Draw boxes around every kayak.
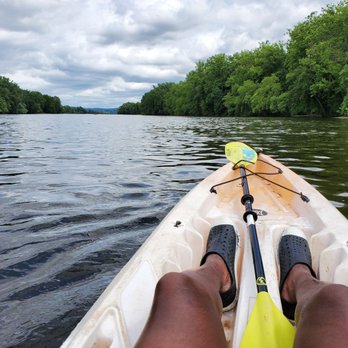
[61,146,348,348]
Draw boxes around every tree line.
[0,76,86,114]
[118,1,348,117]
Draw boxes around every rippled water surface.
[1,114,347,347]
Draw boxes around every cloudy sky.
[0,0,340,108]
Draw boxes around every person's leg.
[135,254,230,348]
[279,229,348,348]
[135,224,238,348]
[282,264,348,348]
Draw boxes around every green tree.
[0,96,9,113]
[17,102,28,114]
[251,75,287,115]
[118,102,141,114]
[163,81,191,115]
[223,80,257,116]
[0,76,23,113]
[224,43,287,116]
[141,82,175,115]
[24,91,44,113]
[43,95,62,113]
[0,75,71,114]
[286,1,348,116]
[61,105,86,113]
[185,54,233,116]
[182,69,203,116]
[339,65,348,115]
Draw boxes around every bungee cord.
[210,158,310,202]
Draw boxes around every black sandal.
[279,228,317,320]
[200,224,239,311]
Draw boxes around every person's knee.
[153,271,222,315]
[156,272,186,292]
[155,272,210,300]
[305,284,348,317]
[315,284,348,306]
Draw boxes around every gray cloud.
[0,0,340,107]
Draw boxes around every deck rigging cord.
[210,157,310,203]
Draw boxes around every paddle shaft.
[240,166,268,293]
[225,143,295,348]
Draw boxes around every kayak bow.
[62,145,348,348]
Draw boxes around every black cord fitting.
[241,194,254,205]
[243,210,258,222]
[300,193,310,202]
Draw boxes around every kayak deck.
[62,154,348,348]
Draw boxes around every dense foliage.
[62,105,87,114]
[0,76,61,114]
[117,102,141,114]
[0,76,86,114]
[286,2,348,116]
[119,1,348,117]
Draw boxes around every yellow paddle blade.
[225,142,257,167]
[241,292,295,348]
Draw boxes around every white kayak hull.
[62,153,348,348]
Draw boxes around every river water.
[1,114,347,347]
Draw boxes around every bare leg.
[135,254,230,348]
[281,265,348,348]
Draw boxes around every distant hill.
[85,107,118,114]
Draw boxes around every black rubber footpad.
[200,224,238,310]
[279,234,316,320]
